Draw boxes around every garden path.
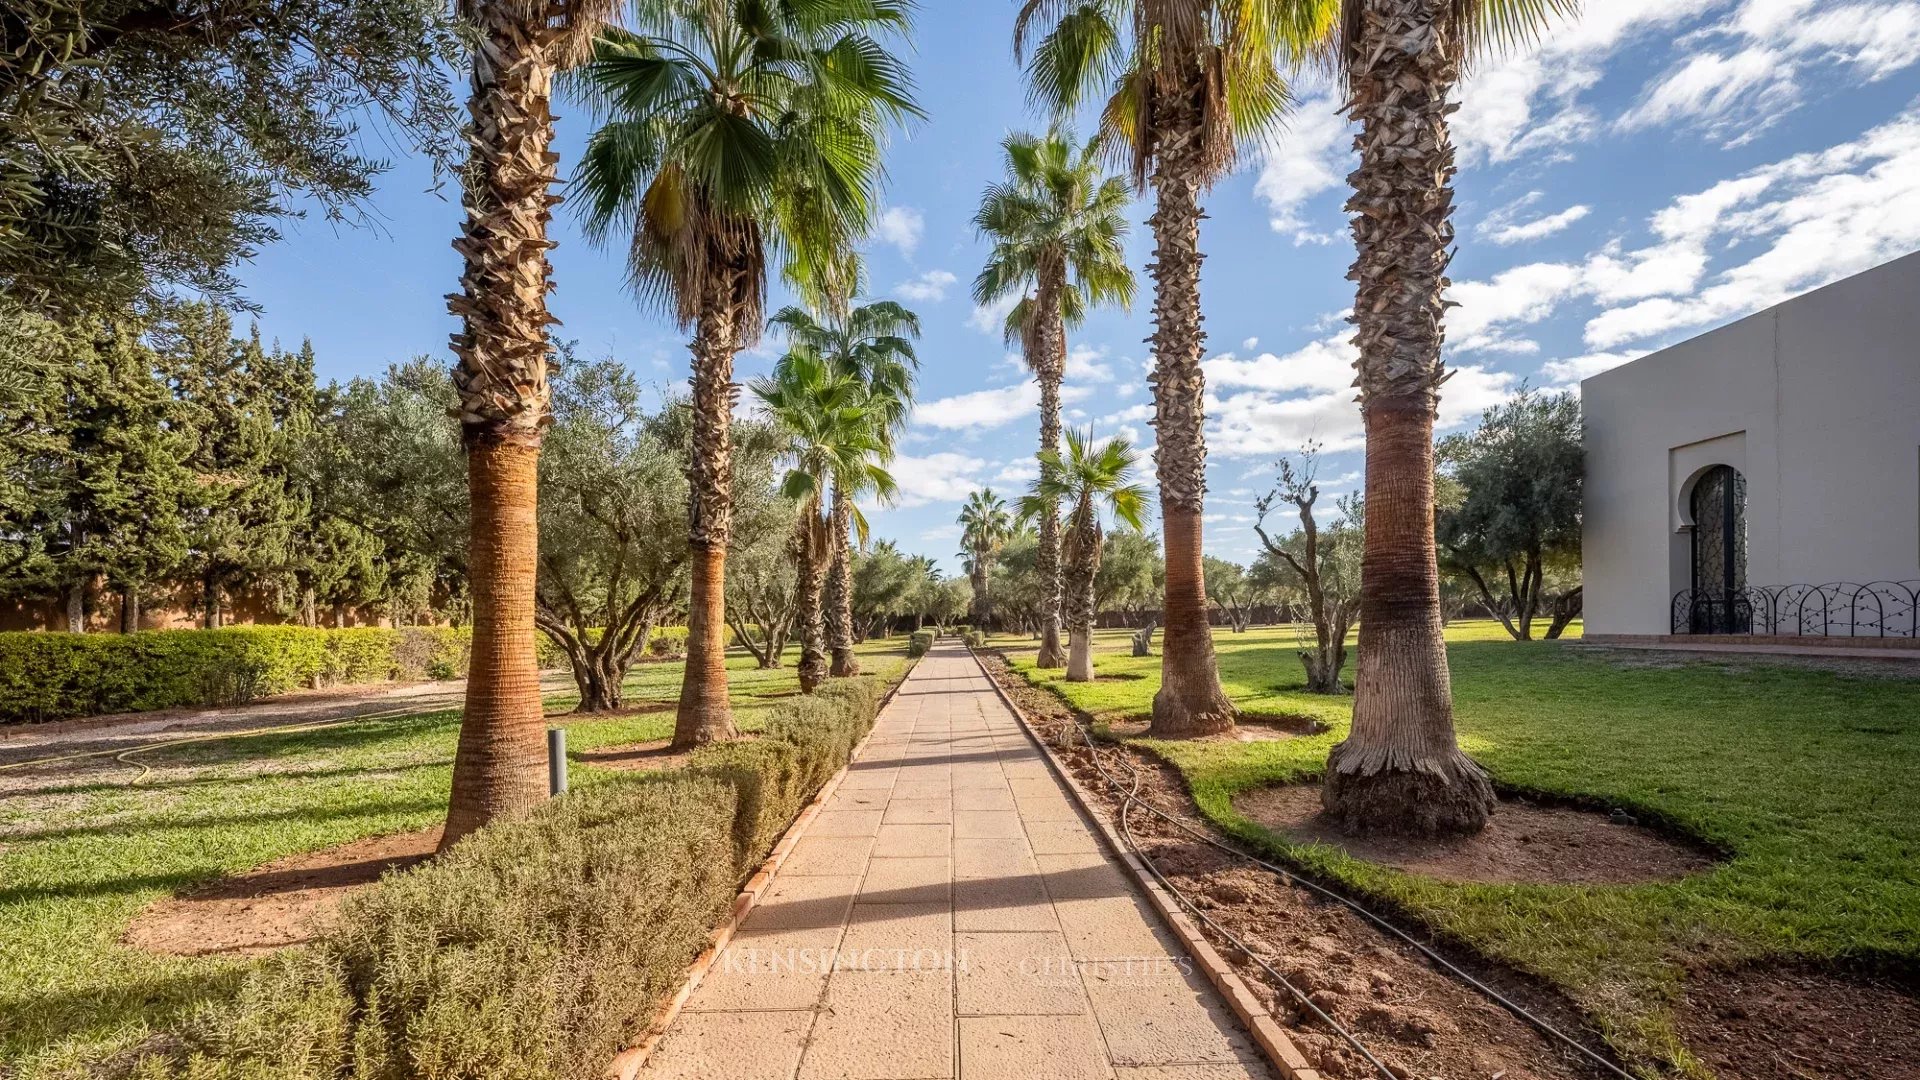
[641,640,1273,1080]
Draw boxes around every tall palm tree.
[974,129,1135,671]
[570,1,919,749]
[1323,0,1574,838]
[957,488,1013,627]
[1020,429,1148,682]
[751,352,896,692]
[441,0,619,850]
[769,301,920,677]
[1017,0,1337,736]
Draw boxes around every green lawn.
[990,621,1920,1071]
[0,641,909,1076]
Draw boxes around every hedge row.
[0,624,700,725]
[103,673,897,1080]
[907,629,935,657]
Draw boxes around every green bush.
[907,629,934,657]
[117,672,897,1080]
[965,630,985,649]
[0,623,640,725]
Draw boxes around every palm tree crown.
[768,300,922,445]
[570,0,923,331]
[958,489,1015,564]
[973,129,1135,361]
[1021,428,1149,548]
[1015,0,1336,186]
[751,352,898,524]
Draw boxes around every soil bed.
[1674,963,1920,1080]
[979,651,1616,1080]
[1235,784,1717,886]
[576,738,688,772]
[124,827,439,957]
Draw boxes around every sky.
[241,0,1920,575]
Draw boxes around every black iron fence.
[1672,581,1920,637]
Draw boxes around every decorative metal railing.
[1672,581,1920,637]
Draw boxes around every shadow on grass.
[5,795,447,845]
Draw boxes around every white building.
[1581,253,1920,645]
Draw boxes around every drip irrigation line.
[1034,705,1636,1080]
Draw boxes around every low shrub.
[115,671,900,1080]
[0,624,651,725]
[965,630,985,649]
[907,629,934,657]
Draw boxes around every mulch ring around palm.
[124,827,440,957]
[1235,784,1719,886]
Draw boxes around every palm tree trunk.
[1064,513,1098,683]
[446,439,548,845]
[1145,93,1232,737]
[794,515,828,693]
[440,0,565,849]
[826,484,860,677]
[674,286,742,748]
[1033,281,1067,670]
[1323,0,1493,838]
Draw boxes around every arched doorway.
[1689,464,1748,632]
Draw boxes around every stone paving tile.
[644,1010,815,1080]
[641,643,1270,1080]
[800,970,955,1080]
[957,1014,1113,1080]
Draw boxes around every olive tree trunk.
[1323,0,1493,838]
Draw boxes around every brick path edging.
[970,646,1326,1080]
[602,662,919,1080]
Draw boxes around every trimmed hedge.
[907,629,934,657]
[0,625,700,725]
[111,671,901,1080]
[965,630,985,649]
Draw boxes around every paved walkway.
[643,642,1272,1080]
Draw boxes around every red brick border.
[970,647,1325,1080]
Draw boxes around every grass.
[990,621,1920,1071]
[0,640,909,1076]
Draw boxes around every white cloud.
[1478,193,1592,245]
[1617,46,1793,135]
[1065,344,1117,383]
[1097,403,1154,426]
[1585,105,1920,347]
[1448,263,1584,353]
[1253,94,1351,244]
[875,206,924,255]
[1202,362,1514,459]
[894,269,957,302]
[886,452,986,507]
[1202,335,1355,394]
[919,523,963,544]
[1241,337,1259,351]
[1452,0,1723,163]
[967,294,1019,336]
[994,459,1039,485]
[1114,382,1138,399]
[914,382,1092,431]
[1540,351,1645,385]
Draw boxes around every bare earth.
[1234,784,1718,886]
[124,827,441,956]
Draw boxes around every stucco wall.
[1582,251,1920,635]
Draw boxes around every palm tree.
[1322,0,1574,838]
[751,352,896,692]
[974,129,1135,671]
[570,1,919,749]
[441,0,619,850]
[769,301,920,678]
[957,489,1014,628]
[1016,0,1337,736]
[1021,429,1148,681]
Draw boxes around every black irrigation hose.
[1039,709,1638,1080]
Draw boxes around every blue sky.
[243,0,1920,575]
